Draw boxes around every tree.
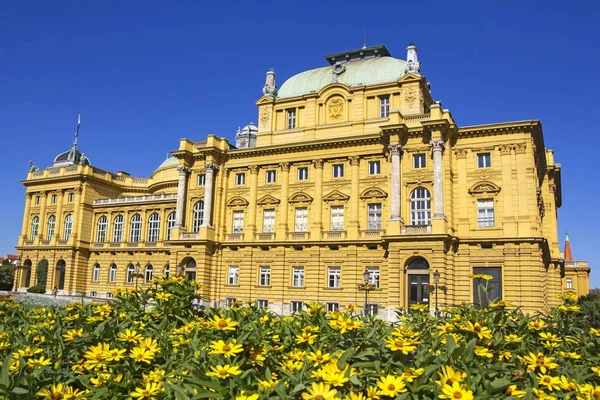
[0,260,13,289]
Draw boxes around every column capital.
[177,166,191,176]
[249,165,259,175]
[388,144,404,156]
[279,162,290,172]
[349,156,360,166]
[205,163,219,172]
[429,139,445,153]
[313,159,324,169]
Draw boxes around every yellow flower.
[474,346,493,359]
[301,382,338,400]
[435,365,466,386]
[102,347,127,362]
[504,385,526,398]
[558,375,578,392]
[118,329,142,343]
[498,351,512,361]
[376,375,406,397]
[17,346,43,358]
[142,368,166,384]
[63,328,83,342]
[401,368,424,382]
[537,374,561,391]
[343,393,367,400]
[295,332,318,345]
[559,351,581,359]
[539,332,560,342]
[582,385,600,400]
[235,392,259,400]
[27,355,52,369]
[542,341,560,350]
[590,328,600,337]
[489,299,512,308]
[521,352,558,374]
[155,292,172,301]
[558,292,578,302]
[460,322,492,340]
[528,320,548,331]
[129,347,155,364]
[209,340,244,358]
[131,382,162,399]
[409,303,429,312]
[36,383,66,400]
[592,366,600,376]
[439,381,474,400]
[210,315,239,331]
[469,274,493,281]
[505,334,523,343]
[83,342,110,371]
[558,304,580,312]
[384,337,417,354]
[307,350,331,366]
[138,337,160,354]
[206,364,242,379]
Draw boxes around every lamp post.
[135,262,141,290]
[363,269,370,317]
[433,269,440,316]
[176,264,183,277]
[12,256,22,292]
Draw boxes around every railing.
[48,168,61,175]
[180,232,198,240]
[226,233,243,241]
[256,233,275,241]
[322,231,347,240]
[133,178,149,184]
[93,193,177,205]
[401,225,431,234]
[32,171,44,176]
[404,113,431,124]
[360,229,385,239]
[65,166,79,172]
[477,217,495,227]
[288,232,309,241]
[113,175,126,182]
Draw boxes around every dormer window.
[287,109,296,129]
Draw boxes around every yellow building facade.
[15,44,589,318]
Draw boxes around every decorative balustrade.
[132,178,149,184]
[180,232,198,240]
[65,166,79,172]
[360,229,385,239]
[226,233,243,241]
[256,233,275,241]
[126,242,140,247]
[404,113,431,124]
[145,242,157,247]
[322,231,347,240]
[93,193,177,205]
[401,225,431,234]
[109,243,122,248]
[41,240,50,246]
[288,232,309,241]
[48,168,61,175]
[93,243,105,248]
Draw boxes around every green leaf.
[11,387,29,395]
[337,348,356,369]
[0,353,11,388]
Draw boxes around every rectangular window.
[51,194,57,204]
[236,173,246,186]
[366,267,380,288]
[287,109,296,129]
[266,170,276,183]
[330,206,344,231]
[197,174,206,186]
[92,267,100,282]
[259,266,271,286]
[297,167,308,181]
[413,154,426,168]
[368,161,381,175]
[226,297,237,307]
[473,267,502,307]
[295,207,308,232]
[566,278,573,289]
[478,153,491,168]
[366,303,379,317]
[35,196,40,205]
[477,199,495,227]
[109,267,117,283]
[332,164,344,178]
[328,266,341,288]
[380,96,390,118]
[292,267,304,287]
[367,203,382,230]
[257,299,269,309]
[263,209,275,233]
[232,211,244,233]
[228,266,239,285]
[68,193,74,203]
[290,301,303,313]
[106,292,113,299]
[90,291,97,297]
[326,302,339,312]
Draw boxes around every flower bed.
[0,278,598,399]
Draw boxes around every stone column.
[349,156,360,238]
[38,191,47,241]
[71,188,82,241]
[278,163,290,238]
[175,167,190,228]
[311,159,324,238]
[246,166,259,235]
[430,140,445,218]
[388,144,403,221]
[54,190,64,240]
[201,164,218,227]
[20,193,32,238]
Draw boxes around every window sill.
[324,287,343,290]
[255,285,272,289]
[226,284,240,287]
[289,286,306,289]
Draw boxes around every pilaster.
[276,163,290,240]
[310,159,324,239]
[430,139,447,233]
[387,145,404,235]
[348,156,360,239]
[201,163,218,228]
[246,165,259,237]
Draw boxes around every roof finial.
[564,230,573,261]
[405,43,421,74]
[362,30,366,49]
[74,114,81,149]
[262,69,278,98]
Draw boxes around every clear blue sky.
[1,1,598,287]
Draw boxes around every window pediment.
[257,194,280,206]
[360,187,388,200]
[322,190,350,203]
[469,181,501,196]
[289,192,313,204]
[227,196,249,208]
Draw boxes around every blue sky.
[1,1,598,287]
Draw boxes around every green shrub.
[26,285,46,294]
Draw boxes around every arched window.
[112,215,124,242]
[130,214,141,242]
[147,213,160,242]
[185,258,197,281]
[410,187,431,226]
[192,201,204,232]
[92,263,101,282]
[109,264,117,283]
[30,216,39,240]
[408,258,430,270]
[164,265,170,279]
[22,259,32,287]
[127,264,135,284]
[96,216,108,243]
[63,214,73,240]
[166,212,176,240]
[46,215,56,240]
[145,264,153,283]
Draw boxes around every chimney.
[405,43,421,74]
[262,68,278,98]
[564,232,573,261]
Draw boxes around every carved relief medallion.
[405,86,417,106]
[259,108,270,127]
[328,98,344,120]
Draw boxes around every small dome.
[53,147,90,167]
[155,156,178,171]
[241,122,258,134]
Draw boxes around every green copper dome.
[277,56,407,99]
[155,156,178,171]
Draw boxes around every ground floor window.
[290,301,303,313]
[366,303,379,317]
[409,274,430,304]
[256,299,269,309]
[472,267,502,307]
[326,302,339,312]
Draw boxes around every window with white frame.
[330,206,344,231]
[46,215,56,240]
[297,167,308,181]
[290,301,303,313]
[259,266,271,286]
[295,207,308,232]
[197,174,206,186]
[257,299,269,309]
[30,216,39,240]
[326,302,339,312]
[477,153,491,168]
[477,199,495,227]
[232,211,244,233]
[366,303,379,316]
[410,187,431,226]
[113,215,124,242]
[63,214,72,240]
[328,267,341,288]
[368,161,381,175]
[145,265,153,283]
[109,264,117,283]
[287,109,296,129]
[127,264,135,284]
[366,267,380,288]
[192,201,204,232]
[263,209,275,233]
[566,278,573,289]
[379,96,390,118]
[35,196,40,205]
[236,173,246,186]
[51,194,57,204]
[266,170,276,183]
[332,164,344,178]
[413,154,426,168]
[147,213,160,242]
[92,264,100,282]
[163,265,169,279]
[367,203,382,230]
[68,193,74,203]
[106,292,113,299]
[292,267,304,287]
[226,298,237,307]
[129,214,142,242]
[166,212,176,240]
[90,291,97,297]
[96,216,108,242]
[228,266,239,285]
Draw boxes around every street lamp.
[176,263,183,277]
[363,269,370,317]
[433,269,441,315]
[135,262,141,290]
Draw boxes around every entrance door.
[409,274,430,304]
[56,261,66,290]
